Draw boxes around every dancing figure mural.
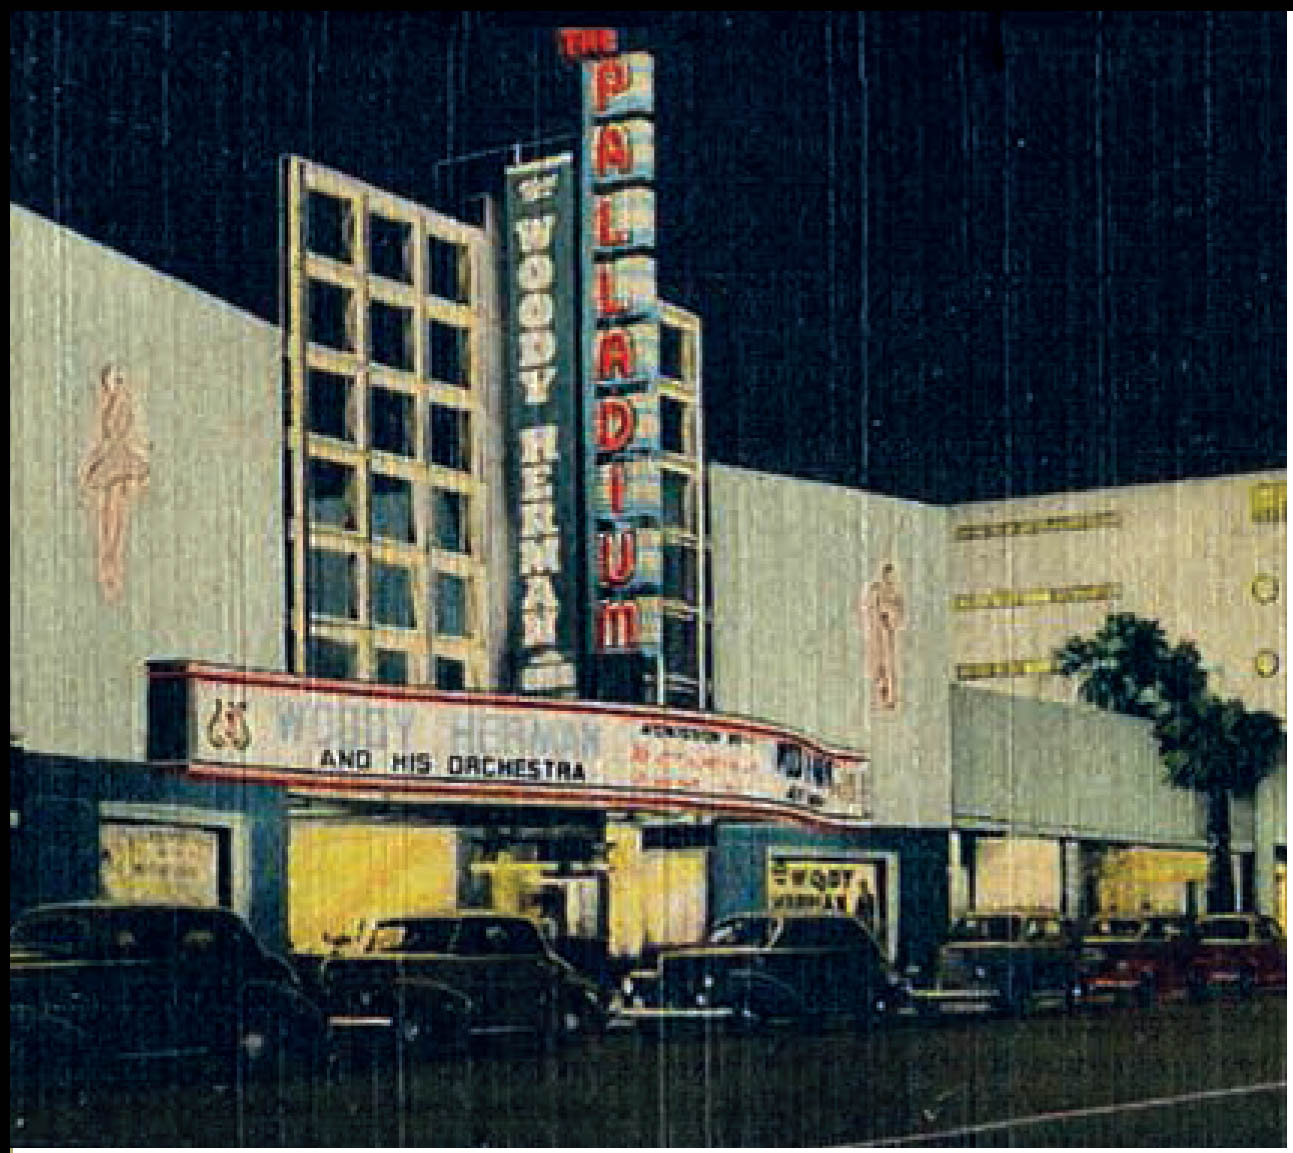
[79,365,151,603]
[862,562,905,711]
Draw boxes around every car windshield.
[1196,917,1252,942]
[11,907,236,960]
[12,912,98,957]
[707,916,776,948]
[368,918,458,953]
[948,915,1021,943]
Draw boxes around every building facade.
[10,204,291,948]
[947,474,1287,921]
[11,163,1286,967]
[948,473,1287,720]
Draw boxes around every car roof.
[17,901,237,916]
[362,910,537,925]
[722,911,861,922]
[959,908,1066,918]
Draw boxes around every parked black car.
[10,902,328,1092]
[614,912,905,1033]
[319,911,607,1060]
[910,908,1082,1016]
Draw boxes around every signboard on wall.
[100,821,220,907]
[767,856,882,920]
[505,155,581,697]
[150,663,872,829]
[582,51,664,662]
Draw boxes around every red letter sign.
[596,397,636,453]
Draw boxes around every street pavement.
[10,994,1286,1147]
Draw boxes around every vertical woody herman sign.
[505,156,581,696]
[582,51,663,668]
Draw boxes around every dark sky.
[10,11,1286,505]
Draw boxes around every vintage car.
[613,912,905,1033]
[318,910,607,1058]
[1187,913,1286,999]
[10,901,328,1091]
[910,909,1081,1016]
[1078,913,1196,1006]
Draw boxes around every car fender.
[720,968,804,1017]
[390,974,477,1027]
[11,1005,95,1087]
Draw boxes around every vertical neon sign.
[582,51,663,689]
[505,155,580,696]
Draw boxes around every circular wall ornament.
[1251,573,1279,605]
[1254,649,1280,679]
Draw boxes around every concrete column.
[1063,839,1084,918]
[947,831,969,919]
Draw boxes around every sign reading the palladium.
[149,662,871,827]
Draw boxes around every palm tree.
[1054,613,1205,720]
[1056,613,1285,913]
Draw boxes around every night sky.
[10,11,1286,505]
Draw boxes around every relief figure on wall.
[862,562,905,711]
[79,364,151,603]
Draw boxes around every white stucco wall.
[708,464,952,827]
[10,205,285,762]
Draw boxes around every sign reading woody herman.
[149,663,871,827]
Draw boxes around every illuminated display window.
[432,488,470,554]
[369,387,416,457]
[370,472,416,543]
[307,190,354,263]
[375,648,410,685]
[371,561,417,629]
[306,636,358,680]
[307,368,355,442]
[308,279,355,352]
[308,458,358,531]
[307,549,358,620]
[369,300,414,372]
[428,234,469,304]
[427,318,470,386]
[368,212,413,284]
[1255,650,1281,678]
[434,572,470,638]
[428,403,472,471]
